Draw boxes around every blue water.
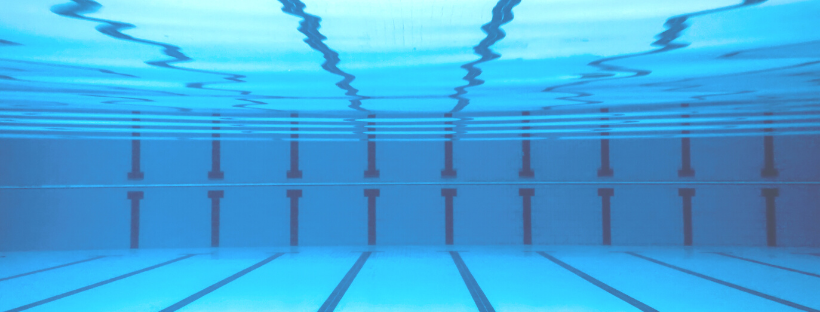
[1,0,820,311]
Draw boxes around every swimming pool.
[1,0,819,310]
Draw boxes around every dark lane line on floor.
[160,253,285,311]
[627,252,820,312]
[0,256,108,282]
[536,252,657,312]
[710,252,820,278]
[317,251,372,312]
[5,254,196,312]
[450,251,495,312]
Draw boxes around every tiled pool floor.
[1,246,819,311]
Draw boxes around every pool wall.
[1,135,819,251]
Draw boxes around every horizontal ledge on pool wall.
[2,181,820,189]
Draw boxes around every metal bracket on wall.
[208,114,224,180]
[364,114,380,178]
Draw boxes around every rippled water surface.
[1,0,818,141]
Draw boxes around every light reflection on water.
[0,0,818,140]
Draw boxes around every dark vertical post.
[364,114,380,178]
[208,113,224,180]
[128,111,144,180]
[287,190,302,246]
[761,112,778,178]
[519,188,534,245]
[364,189,380,245]
[598,108,613,177]
[208,190,224,247]
[598,188,614,245]
[287,113,302,178]
[442,113,457,177]
[762,188,779,247]
[679,104,695,177]
[679,188,695,246]
[127,191,144,249]
[442,188,457,245]
[520,111,534,178]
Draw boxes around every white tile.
[175,248,362,311]
[336,248,476,312]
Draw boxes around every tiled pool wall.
[1,135,819,251]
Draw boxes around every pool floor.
[1,246,819,311]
